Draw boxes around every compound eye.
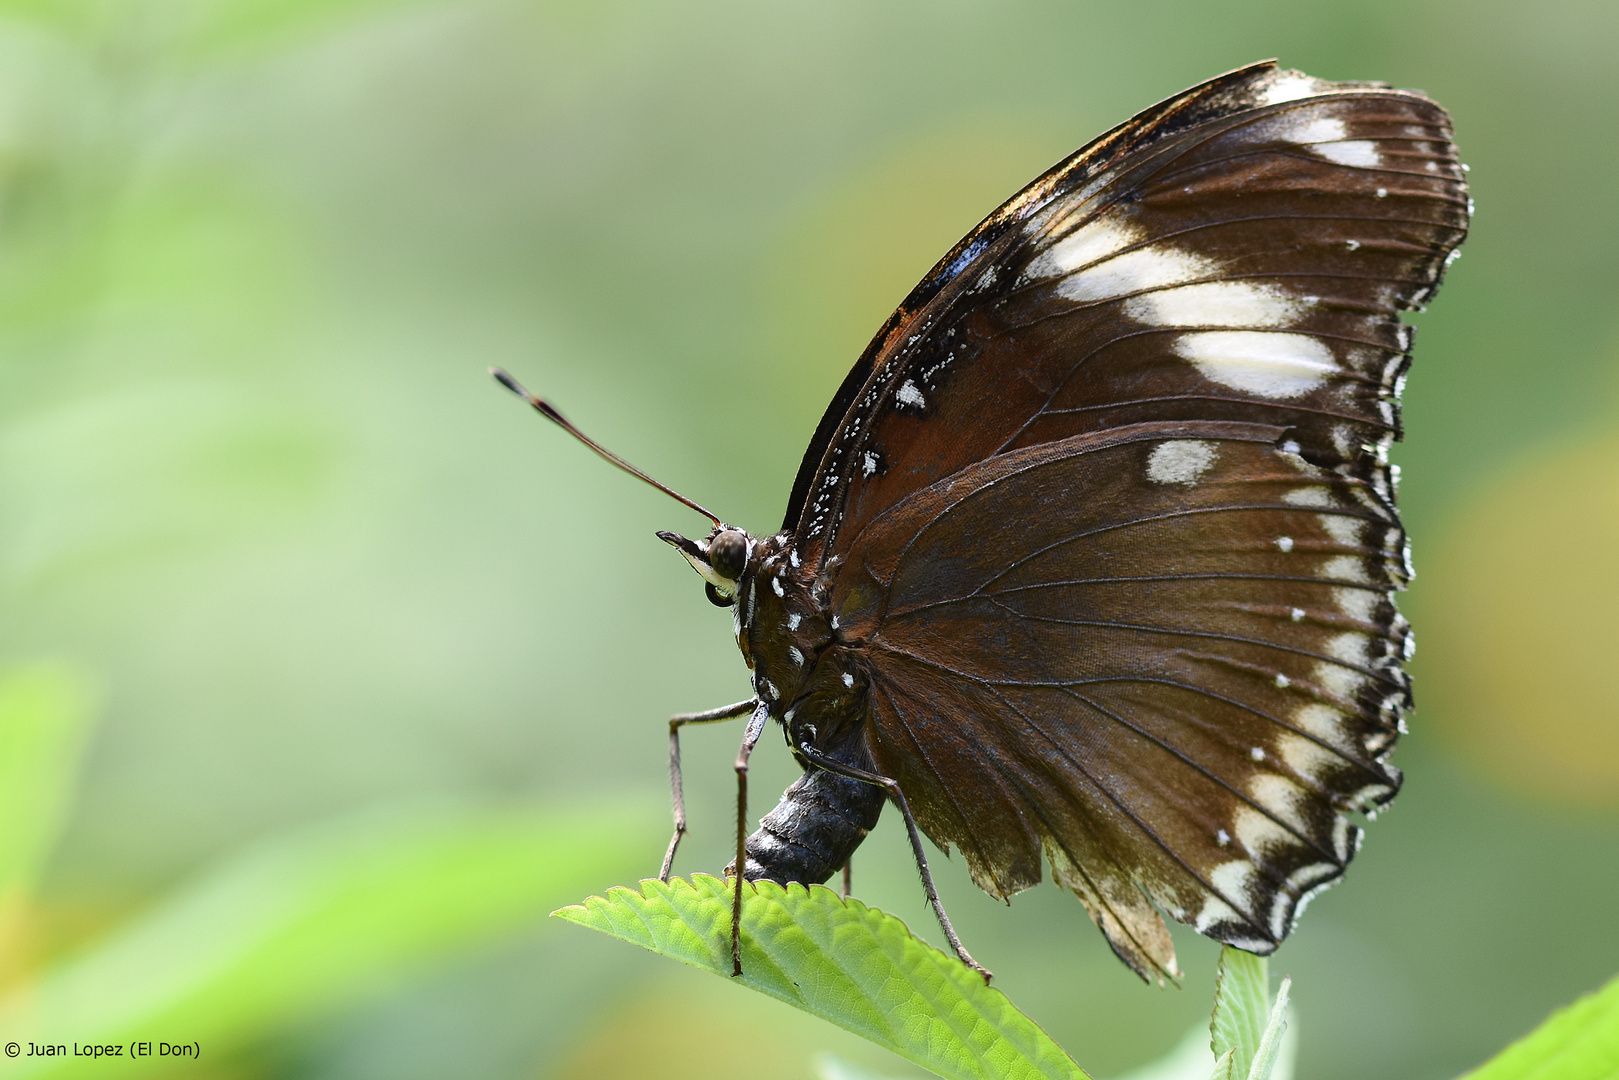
[707,530,748,581]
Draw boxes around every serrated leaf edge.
[553,875,1088,1080]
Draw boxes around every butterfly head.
[657,526,753,607]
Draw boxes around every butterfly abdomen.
[738,739,885,887]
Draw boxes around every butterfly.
[498,60,1470,984]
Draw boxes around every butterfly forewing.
[789,63,1467,979]
[791,64,1466,565]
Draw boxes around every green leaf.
[554,874,1091,1080]
[1206,947,1293,1080]
[1459,971,1619,1080]
[0,800,653,1077]
[1245,976,1290,1080]
[0,664,94,899]
[1209,947,1269,1079]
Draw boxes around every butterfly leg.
[841,859,852,899]
[660,698,759,881]
[794,742,992,983]
[729,703,771,977]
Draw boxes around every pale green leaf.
[554,874,1091,1080]
[0,800,653,1078]
[1209,947,1269,1079]
[1459,971,1619,1080]
[0,664,94,898]
[1209,1049,1236,1080]
[1245,977,1290,1080]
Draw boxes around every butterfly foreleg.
[793,741,992,983]
[660,698,759,882]
[728,703,771,977]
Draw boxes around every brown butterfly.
[499,60,1469,984]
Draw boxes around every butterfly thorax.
[668,525,885,887]
[666,526,872,756]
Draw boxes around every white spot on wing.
[1235,806,1290,860]
[1313,659,1368,700]
[1261,73,1324,105]
[1173,331,1339,398]
[1269,892,1291,942]
[896,380,925,409]
[1195,893,1242,933]
[1284,486,1334,508]
[1315,140,1381,167]
[1288,861,1339,893]
[1212,859,1258,903]
[1275,536,1295,552]
[1281,115,1348,144]
[1124,280,1310,328]
[1292,703,1359,755]
[786,613,801,630]
[1332,816,1358,861]
[1319,555,1371,583]
[1147,440,1217,486]
[787,645,804,667]
[1325,632,1370,665]
[1216,828,1231,846]
[1250,746,1267,761]
[1333,586,1379,623]
[1248,773,1311,835]
[841,672,854,688]
[1277,732,1339,785]
[1024,218,1143,280]
[1057,244,1215,304]
[1319,513,1364,546]
[861,450,879,477]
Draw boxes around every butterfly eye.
[707,531,748,580]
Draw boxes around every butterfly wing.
[835,421,1408,978]
[796,63,1468,979]
[790,61,1467,567]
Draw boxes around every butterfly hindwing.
[833,422,1408,978]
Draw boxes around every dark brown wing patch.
[834,422,1407,978]
[792,64,1466,573]
[781,62,1466,979]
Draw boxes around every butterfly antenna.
[491,367,722,527]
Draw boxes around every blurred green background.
[0,1,1615,1078]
